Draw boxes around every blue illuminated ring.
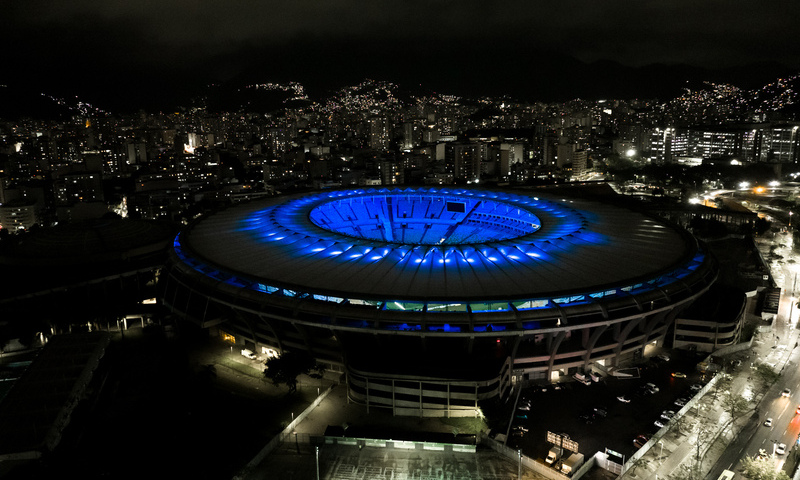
[175,186,701,311]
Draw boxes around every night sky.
[3,1,800,109]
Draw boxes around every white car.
[617,395,631,403]
[782,388,791,397]
[661,410,675,420]
[764,418,773,427]
[777,443,786,455]
[656,354,670,362]
[645,383,659,393]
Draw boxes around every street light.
[316,446,320,480]
[518,449,522,479]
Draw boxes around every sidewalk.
[620,325,800,480]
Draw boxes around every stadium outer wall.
[160,189,719,417]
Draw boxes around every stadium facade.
[162,187,717,416]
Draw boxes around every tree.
[753,363,780,394]
[721,392,750,427]
[713,373,733,400]
[671,463,703,480]
[684,422,717,475]
[627,457,650,477]
[263,350,323,393]
[741,455,791,480]
[754,217,772,236]
[671,415,690,435]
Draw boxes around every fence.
[234,377,341,480]
[322,436,476,453]
[617,372,722,477]
[479,432,595,480]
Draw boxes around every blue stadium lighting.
[172,187,709,332]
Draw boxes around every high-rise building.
[55,172,104,206]
[0,200,40,232]
[126,141,147,165]
[762,125,799,163]
[368,116,391,151]
[572,149,588,179]
[450,143,481,182]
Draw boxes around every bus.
[718,469,735,480]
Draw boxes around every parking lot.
[507,350,710,467]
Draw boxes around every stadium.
[162,186,718,416]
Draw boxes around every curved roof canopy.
[177,187,696,304]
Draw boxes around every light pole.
[518,449,522,479]
[316,446,320,480]
[658,440,663,460]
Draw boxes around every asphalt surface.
[506,352,708,464]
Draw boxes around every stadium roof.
[177,187,698,304]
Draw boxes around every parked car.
[617,395,631,403]
[777,443,787,455]
[654,419,666,428]
[674,398,687,407]
[661,410,676,420]
[689,384,702,392]
[633,435,649,448]
[656,354,670,362]
[645,382,659,393]
[593,407,608,417]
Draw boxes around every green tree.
[263,350,323,393]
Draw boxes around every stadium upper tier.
[308,193,541,244]
[173,187,707,314]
